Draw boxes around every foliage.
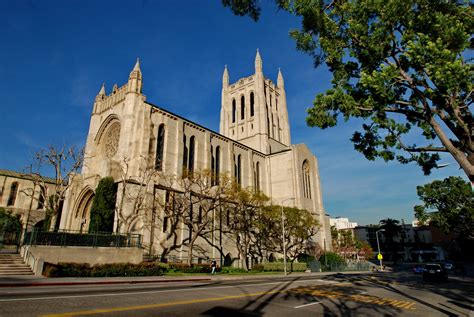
[415,176,474,240]
[258,204,320,261]
[89,177,117,233]
[166,262,213,273]
[262,262,307,272]
[220,266,248,274]
[222,181,270,271]
[379,218,402,243]
[319,252,345,266]
[42,262,168,277]
[223,0,474,180]
[0,207,22,232]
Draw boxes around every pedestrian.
[210,259,217,274]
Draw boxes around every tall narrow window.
[266,106,270,135]
[276,98,278,111]
[233,155,237,180]
[277,118,281,141]
[215,146,220,185]
[240,95,245,120]
[155,124,165,170]
[188,136,195,173]
[182,135,188,174]
[256,162,260,192]
[302,160,312,199]
[237,154,242,185]
[7,182,18,206]
[37,187,45,210]
[232,99,236,123]
[211,145,215,185]
[198,206,203,224]
[250,92,255,117]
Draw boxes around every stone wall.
[21,245,143,276]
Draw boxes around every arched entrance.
[74,188,95,233]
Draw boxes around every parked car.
[423,263,448,282]
[413,265,424,274]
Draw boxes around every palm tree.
[379,218,402,262]
[379,218,402,243]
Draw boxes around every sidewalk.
[0,271,370,287]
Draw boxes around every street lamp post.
[281,198,294,276]
[376,229,385,271]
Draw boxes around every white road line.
[0,278,334,302]
[294,302,321,309]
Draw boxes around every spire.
[255,49,262,73]
[133,58,140,72]
[95,83,106,103]
[223,65,229,88]
[277,68,284,88]
[128,58,143,94]
[98,83,106,95]
[130,57,141,77]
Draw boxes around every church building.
[58,51,331,262]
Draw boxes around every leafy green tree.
[319,251,345,270]
[223,0,473,180]
[258,205,320,263]
[415,176,473,241]
[0,207,22,233]
[89,177,117,233]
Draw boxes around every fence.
[23,229,142,248]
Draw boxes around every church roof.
[146,101,292,158]
[0,169,59,184]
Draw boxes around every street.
[0,272,472,316]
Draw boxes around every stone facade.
[0,169,57,230]
[57,52,331,263]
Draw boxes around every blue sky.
[0,1,465,225]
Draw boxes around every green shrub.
[251,264,264,272]
[220,266,248,274]
[42,262,168,277]
[319,252,346,272]
[262,262,307,272]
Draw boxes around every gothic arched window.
[188,136,195,173]
[302,160,312,199]
[256,162,260,191]
[37,186,45,210]
[182,135,188,174]
[155,124,165,171]
[215,146,220,185]
[7,182,19,206]
[250,92,255,117]
[241,95,245,120]
[232,99,236,123]
[237,154,242,185]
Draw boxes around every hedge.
[43,262,168,277]
[262,262,307,272]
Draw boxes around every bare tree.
[22,145,83,230]
[166,170,230,264]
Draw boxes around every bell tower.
[219,50,291,154]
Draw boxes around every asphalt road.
[0,273,472,316]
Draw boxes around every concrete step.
[0,253,34,276]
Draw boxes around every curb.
[0,277,212,288]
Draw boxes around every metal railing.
[23,229,142,248]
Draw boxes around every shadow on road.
[201,273,406,316]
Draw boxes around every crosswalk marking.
[288,286,416,311]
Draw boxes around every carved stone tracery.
[103,122,121,159]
